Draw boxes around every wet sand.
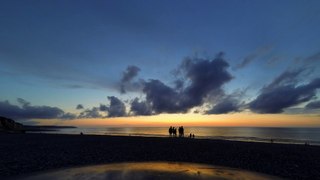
[17,162,282,180]
[1,133,320,179]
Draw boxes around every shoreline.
[1,133,320,179]
[28,131,320,146]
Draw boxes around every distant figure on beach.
[173,127,177,137]
[168,126,179,137]
[270,139,274,143]
[178,126,184,137]
[192,134,195,138]
[169,126,173,136]
[80,132,83,135]
[189,133,192,138]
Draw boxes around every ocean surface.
[40,126,320,146]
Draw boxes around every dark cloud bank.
[130,54,234,115]
[78,96,127,118]
[123,54,320,116]
[0,98,76,120]
[106,96,126,117]
[206,90,246,114]
[249,69,320,113]
[2,53,319,121]
[76,54,238,118]
[0,96,127,120]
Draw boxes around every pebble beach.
[1,133,320,179]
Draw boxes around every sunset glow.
[33,113,320,128]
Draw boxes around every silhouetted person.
[80,132,83,135]
[181,126,184,137]
[178,126,184,137]
[189,133,192,138]
[169,126,173,136]
[192,134,195,138]
[173,127,177,137]
[270,139,274,143]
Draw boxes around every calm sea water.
[44,126,320,146]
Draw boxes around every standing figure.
[169,126,173,136]
[181,126,184,137]
[173,127,177,137]
[178,126,185,137]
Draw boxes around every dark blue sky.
[0,0,320,123]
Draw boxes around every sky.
[0,0,320,127]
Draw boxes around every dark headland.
[0,116,76,133]
[1,133,320,179]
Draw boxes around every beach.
[1,133,320,179]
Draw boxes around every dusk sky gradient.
[1,0,320,126]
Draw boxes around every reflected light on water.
[19,162,282,180]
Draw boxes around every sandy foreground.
[0,133,320,179]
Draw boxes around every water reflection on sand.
[20,162,282,180]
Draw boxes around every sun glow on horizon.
[35,113,320,127]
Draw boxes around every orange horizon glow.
[35,113,320,127]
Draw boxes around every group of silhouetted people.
[169,126,195,138]
[169,126,185,137]
[169,126,177,136]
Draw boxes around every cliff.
[0,116,25,133]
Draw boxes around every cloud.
[249,69,320,113]
[106,96,127,117]
[234,54,257,70]
[234,46,272,70]
[76,104,84,110]
[305,101,320,109]
[99,104,108,111]
[292,51,320,70]
[78,96,127,118]
[181,54,233,105]
[121,66,141,83]
[120,65,141,93]
[121,79,145,94]
[304,52,320,63]
[174,79,184,90]
[130,98,153,115]
[142,54,233,114]
[80,53,234,117]
[78,107,103,118]
[0,98,76,120]
[206,90,246,114]
[265,69,304,90]
[60,112,77,119]
[206,99,240,114]
[266,56,282,66]
[17,98,31,107]
[143,79,182,113]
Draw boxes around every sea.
[41,126,320,146]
